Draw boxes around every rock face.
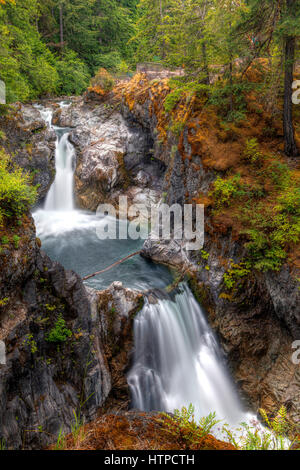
[0,104,56,204]
[0,217,142,449]
[117,75,300,423]
[53,98,165,213]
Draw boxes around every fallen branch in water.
[82,251,141,281]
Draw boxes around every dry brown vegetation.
[50,412,236,451]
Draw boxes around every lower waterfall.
[128,283,245,426]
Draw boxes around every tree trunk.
[59,3,64,52]
[283,1,298,157]
[159,0,166,59]
[201,40,210,85]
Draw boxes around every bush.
[94,51,122,73]
[46,314,72,343]
[90,68,115,94]
[223,262,251,290]
[0,150,37,226]
[242,138,264,166]
[212,175,245,207]
[268,160,291,190]
[164,89,183,113]
[55,50,90,96]
[241,207,300,271]
[278,187,300,216]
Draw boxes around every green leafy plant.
[46,314,72,344]
[12,235,20,249]
[223,261,251,290]
[1,236,9,246]
[24,333,38,354]
[211,174,245,207]
[223,406,295,450]
[164,89,183,113]
[54,428,66,451]
[0,297,9,307]
[242,138,264,166]
[70,410,85,444]
[169,120,185,136]
[0,150,37,226]
[157,404,220,449]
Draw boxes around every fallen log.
[82,251,141,281]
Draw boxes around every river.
[33,102,257,435]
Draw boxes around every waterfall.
[34,103,259,437]
[35,103,75,211]
[128,283,245,426]
[44,130,75,211]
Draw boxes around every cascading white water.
[44,131,75,211]
[35,103,75,212]
[128,283,246,427]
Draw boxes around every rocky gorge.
[0,72,299,449]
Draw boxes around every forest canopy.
[0,0,299,155]
[0,0,138,100]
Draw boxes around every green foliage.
[55,50,90,96]
[278,187,300,216]
[223,406,294,450]
[241,207,300,271]
[158,404,220,449]
[211,151,300,273]
[70,410,85,443]
[168,120,185,136]
[24,333,38,354]
[0,297,9,307]
[0,150,37,226]
[164,89,183,113]
[54,428,66,451]
[0,0,59,101]
[46,314,72,344]
[200,250,209,260]
[212,175,245,207]
[243,138,264,166]
[1,236,9,246]
[12,235,20,249]
[0,0,136,101]
[223,261,251,290]
[268,160,291,190]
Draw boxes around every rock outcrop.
[0,104,56,204]
[0,216,142,449]
[53,98,165,213]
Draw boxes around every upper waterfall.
[44,129,75,211]
[35,103,75,212]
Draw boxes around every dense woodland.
[0,0,299,157]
